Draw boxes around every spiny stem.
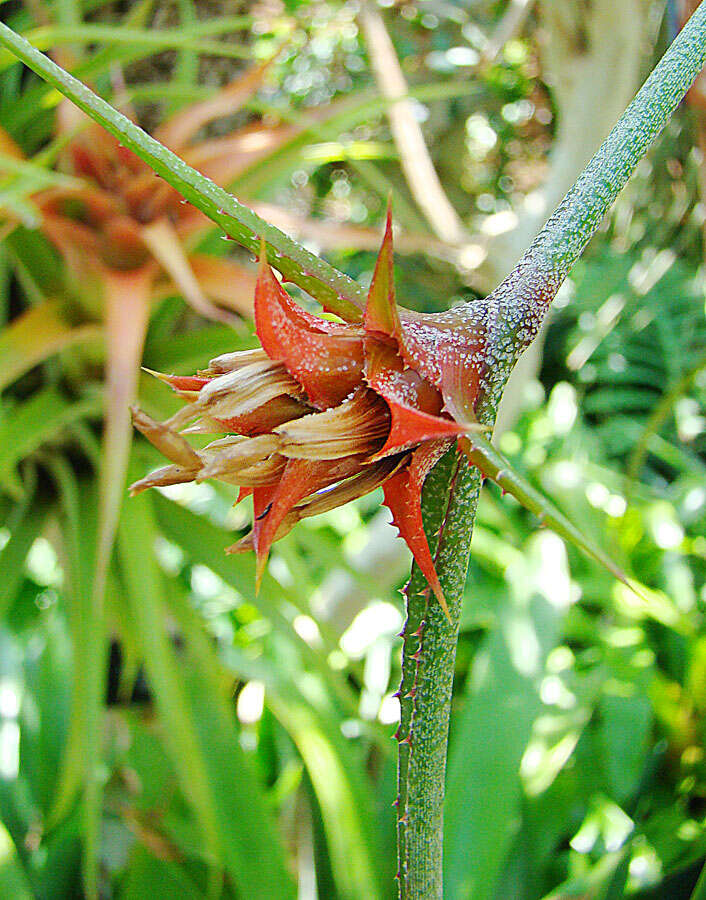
[398,453,482,899]
[401,10,706,899]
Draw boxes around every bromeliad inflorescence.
[130,212,497,617]
[130,211,629,614]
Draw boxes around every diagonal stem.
[0,21,366,321]
[492,2,706,330]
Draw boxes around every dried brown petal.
[275,389,389,460]
[131,407,202,468]
[129,463,200,495]
[197,433,282,481]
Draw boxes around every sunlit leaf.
[0,298,100,392]
[117,482,296,899]
[462,432,632,590]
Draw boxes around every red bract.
[131,213,489,617]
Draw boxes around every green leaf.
[0,22,365,321]
[0,298,100,392]
[3,226,64,302]
[151,495,390,899]
[0,387,100,497]
[39,471,108,899]
[690,862,706,900]
[599,692,652,801]
[19,610,73,815]
[0,23,256,72]
[444,537,563,900]
[626,348,706,491]
[0,821,32,899]
[0,492,51,618]
[120,846,203,900]
[117,482,296,900]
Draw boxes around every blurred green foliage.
[0,0,705,898]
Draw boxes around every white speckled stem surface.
[398,7,706,898]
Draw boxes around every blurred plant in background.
[0,1,705,899]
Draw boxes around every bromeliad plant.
[2,58,287,323]
[2,6,706,898]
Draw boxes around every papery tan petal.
[221,455,287,486]
[129,463,200,495]
[131,407,203,468]
[296,455,405,519]
[213,395,311,436]
[203,348,269,375]
[166,359,302,430]
[197,434,281,481]
[275,389,389,460]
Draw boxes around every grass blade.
[118,481,296,899]
[0,298,100,391]
[691,862,706,900]
[0,821,32,898]
[444,537,564,900]
[0,387,100,497]
[0,492,51,618]
[461,432,632,590]
[150,494,390,897]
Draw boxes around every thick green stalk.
[396,452,482,898]
[401,9,706,899]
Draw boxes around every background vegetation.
[0,1,705,898]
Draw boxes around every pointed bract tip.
[254,551,268,594]
[433,583,452,625]
[141,366,168,382]
[130,405,148,428]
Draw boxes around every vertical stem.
[397,455,483,899]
